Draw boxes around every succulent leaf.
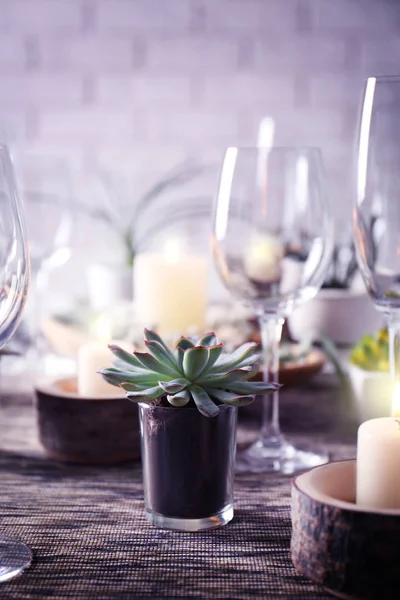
[176,336,195,350]
[98,371,124,387]
[183,346,210,380]
[145,339,181,372]
[227,381,281,394]
[126,385,164,403]
[189,385,219,417]
[100,367,159,386]
[198,368,252,388]
[133,351,180,378]
[205,344,224,370]
[144,328,173,355]
[210,342,259,372]
[197,332,218,346]
[174,346,185,372]
[108,345,146,370]
[120,382,148,392]
[167,390,191,407]
[158,378,188,394]
[207,388,255,406]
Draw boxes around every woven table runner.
[0,378,356,599]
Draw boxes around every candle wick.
[395,419,400,430]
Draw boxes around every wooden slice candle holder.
[34,377,141,464]
[291,460,400,599]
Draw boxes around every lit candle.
[356,383,400,508]
[133,240,208,336]
[77,339,128,398]
[244,233,284,282]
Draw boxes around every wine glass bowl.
[354,75,400,379]
[11,153,72,367]
[0,145,32,581]
[212,147,333,474]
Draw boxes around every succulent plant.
[99,329,280,417]
[349,328,389,372]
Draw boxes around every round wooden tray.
[34,377,141,464]
[291,460,400,599]
[278,349,325,386]
[250,348,325,386]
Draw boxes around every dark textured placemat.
[0,377,356,599]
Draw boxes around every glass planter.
[139,403,237,531]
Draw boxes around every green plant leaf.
[126,385,164,403]
[174,346,185,372]
[183,346,210,380]
[197,332,218,346]
[198,368,251,387]
[205,344,224,370]
[112,358,138,372]
[158,378,188,394]
[227,381,281,394]
[208,388,255,406]
[108,345,146,370]
[98,372,122,387]
[167,390,191,407]
[176,336,195,350]
[144,329,176,360]
[119,382,148,392]
[133,352,180,377]
[210,342,259,372]
[100,367,159,386]
[145,340,179,371]
[189,385,219,417]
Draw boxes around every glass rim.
[366,74,400,83]
[225,145,322,152]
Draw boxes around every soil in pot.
[140,404,237,519]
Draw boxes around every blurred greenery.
[349,329,389,372]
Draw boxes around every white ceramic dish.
[289,288,383,346]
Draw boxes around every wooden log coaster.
[291,460,400,599]
[34,377,141,464]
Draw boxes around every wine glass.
[354,76,400,384]
[11,153,72,370]
[212,147,333,474]
[0,145,32,580]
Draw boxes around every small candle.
[134,242,208,336]
[356,417,400,508]
[244,234,284,282]
[391,381,400,416]
[77,340,127,397]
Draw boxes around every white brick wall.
[0,0,398,296]
[8,0,82,33]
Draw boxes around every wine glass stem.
[258,313,284,446]
[388,318,400,382]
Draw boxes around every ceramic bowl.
[291,460,400,599]
[34,377,141,464]
[289,289,383,346]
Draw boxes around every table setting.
[1,73,400,600]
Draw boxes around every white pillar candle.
[356,417,400,508]
[134,249,208,337]
[77,340,127,398]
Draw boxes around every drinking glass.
[354,76,400,385]
[0,145,31,580]
[212,147,333,474]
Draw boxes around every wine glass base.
[235,438,329,475]
[0,537,32,582]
